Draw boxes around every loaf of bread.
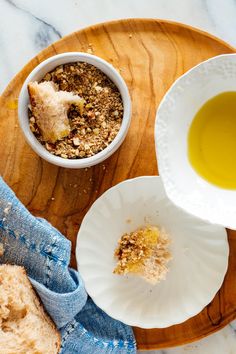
[28,81,84,143]
[0,264,60,354]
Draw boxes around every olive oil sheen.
[188,92,236,189]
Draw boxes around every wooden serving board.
[0,19,236,350]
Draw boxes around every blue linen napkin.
[0,176,136,354]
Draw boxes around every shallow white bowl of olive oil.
[155,54,236,229]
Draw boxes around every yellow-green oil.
[188,92,236,189]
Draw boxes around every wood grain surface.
[0,19,235,350]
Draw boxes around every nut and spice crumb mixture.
[113,226,172,284]
[29,62,123,159]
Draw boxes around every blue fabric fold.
[0,176,136,354]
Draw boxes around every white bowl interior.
[76,176,228,328]
[18,52,131,168]
[155,54,236,229]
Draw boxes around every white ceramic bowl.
[76,176,229,328]
[18,52,131,168]
[155,54,236,229]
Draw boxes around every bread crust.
[0,264,61,354]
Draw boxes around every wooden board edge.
[135,313,236,350]
[1,18,235,103]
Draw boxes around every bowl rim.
[18,52,131,169]
[76,175,229,328]
[155,53,236,229]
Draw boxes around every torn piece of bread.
[0,265,60,354]
[114,226,172,284]
[28,81,84,143]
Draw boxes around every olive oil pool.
[188,91,236,189]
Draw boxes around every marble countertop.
[1,0,236,353]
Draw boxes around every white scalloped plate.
[76,176,228,328]
[155,54,236,230]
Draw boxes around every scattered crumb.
[83,189,87,194]
[129,34,132,38]
[87,43,94,54]
[126,218,132,224]
[144,215,152,224]
[102,165,106,170]
[51,197,55,201]
[74,184,78,188]
[4,203,12,215]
